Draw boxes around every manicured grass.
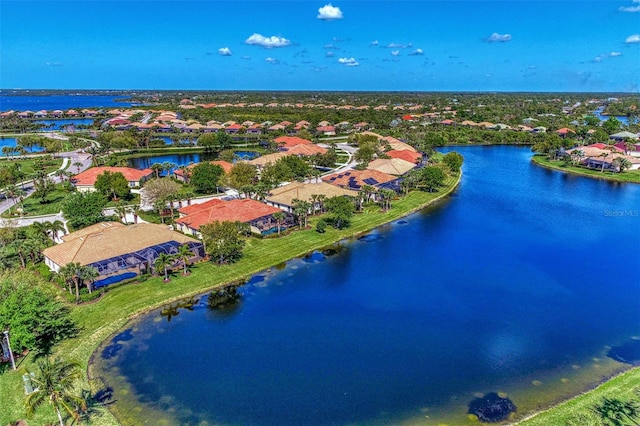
[2,186,72,218]
[519,367,640,425]
[0,157,63,179]
[532,155,640,183]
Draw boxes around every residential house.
[73,167,153,191]
[175,198,291,237]
[173,160,234,183]
[322,169,401,192]
[366,158,416,176]
[265,181,357,214]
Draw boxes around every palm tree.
[58,262,83,302]
[176,244,194,275]
[127,205,141,224]
[79,266,99,294]
[44,220,66,242]
[272,211,286,235]
[151,163,164,178]
[154,253,175,282]
[114,203,128,224]
[25,357,86,426]
[73,161,83,173]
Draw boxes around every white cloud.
[370,40,379,47]
[620,0,640,12]
[338,57,359,66]
[265,57,280,64]
[391,50,400,56]
[317,4,343,20]
[245,33,291,48]
[218,47,232,56]
[625,34,640,43]
[45,62,63,67]
[408,48,424,56]
[386,42,410,48]
[325,51,335,57]
[485,33,512,42]
[609,51,622,57]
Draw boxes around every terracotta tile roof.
[249,152,290,167]
[178,198,225,216]
[386,150,422,164]
[274,136,313,148]
[176,199,282,231]
[285,144,327,156]
[367,158,416,175]
[73,167,153,186]
[174,160,233,177]
[322,169,397,190]
[266,182,357,207]
[43,222,198,269]
[556,127,576,134]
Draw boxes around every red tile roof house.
[316,125,336,136]
[66,109,80,117]
[175,198,292,237]
[73,167,154,192]
[556,127,576,138]
[18,111,34,118]
[225,123,244,134]
[386,149,424,164]
[273,136,313,149]
[173,161,233,183]
[33,110,48,118]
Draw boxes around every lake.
[34,118,95,130]
[127,151,259,175]
[94,146,640,425]
[0,94,137,112]
[0,137,44,155]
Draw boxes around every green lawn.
[532,155,640,183]
[0,157,63,179]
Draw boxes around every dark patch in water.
[94,387,114,404]
[397,220,408,225]
[607,339,640,365]
[114,329,134,342]
[321,245,343,256]
[247,275,265,285]
[303,252,326,263]
[468,392,517,423]
[358,234,383,243]
[274,262,287,270]
[101,343,123,360]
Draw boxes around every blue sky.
[1,1,639,92]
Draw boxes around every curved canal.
[94,145,640,425]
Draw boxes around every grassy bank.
[519,367,640,425]
[0,174,460,425]
[532,154,640,183]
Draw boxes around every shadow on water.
[101,343,123,360]
[607,339,640,365]
[113,329,134,342]
[321,243,344,257]
[302,251,326,263]
[468,392,517,423]
[207,284,243,317]
[159,296,199,322]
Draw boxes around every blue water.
[96,146,640,425]
[0,137,44,154]
[128,151,260,175]
[34,118,95,130]
[593,107,632,126]
[0,94,135,111]
[94,272,138,289]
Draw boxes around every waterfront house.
[42,222,203,285]
[265,181,357,214]
[323,169,401,192]
[173,160,233,183]
[175,198,290,237]
[366,158,416,176]
[274,136,313,148]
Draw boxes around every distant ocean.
[0,94,136,112]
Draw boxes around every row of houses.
[565,143,640,171]
[1,109,101,119]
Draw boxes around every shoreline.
[531,154,640,184]
[81,173,462,425]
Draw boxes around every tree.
[272,211,286,235]
[33,177,56,204]
[94,171,130,201]
[176,244,195,275]
[226,162,257,190]
[378,188,396,211]
[292,198,312,229]
[25,357,86,426]
[603,117,622,134]
[0,270,76,354]
[154,252,175,282]
[612,157,632,173]
[78,265,99,294]
[58,262,83,303]
[191,163,224,194]
[62,191,107,229]
[421,166,446,192]
[142,177,181,211]
[442,151,464,173]
[325,195,354,229]
[200,221,246,264]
